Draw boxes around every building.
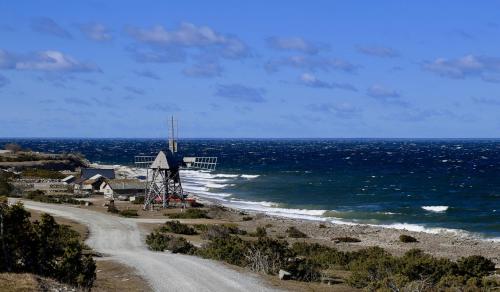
[81,168,115,180]
[73,174,107,195]
[100,179,144,199]
[61,175,76,184]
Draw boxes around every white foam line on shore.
[101,163,499,243]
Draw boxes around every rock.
[279,269,291,280]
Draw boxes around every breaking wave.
[422,206,449,212]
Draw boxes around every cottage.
[73,174,107,195]
[100,179,144,200]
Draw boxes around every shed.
[81,168,115,180]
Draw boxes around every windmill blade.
[183,156,218,171]
[134,155,156,168]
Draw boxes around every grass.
[21,168,66,179]
[167,208,210,219]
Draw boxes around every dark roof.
[81,168,115,180]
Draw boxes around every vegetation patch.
[25,191,85,205]
[160,221,197,235]
[399,234,418,243]
[333,236,361,243]
[119,209,139,217]
[242,216,253,221]
[286,226,308,238]
[167,208,210,219]
[0,198,96,289]
[146,232,196,254]
[21,168,65,179]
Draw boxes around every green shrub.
[399,234,418,243]
[160,221,197,235]
[286,226,307,238]
[200,224,246,240]
[333,236,361,243]
[25,192,85,205]
[249,226,267,238]
[197,235,250,266]
[131,196,145,204]
[168,208,210,219]
[145,232,196,254]
[119,209,138,217]
[0,203,96,288]
[291,242,350,268]
[457,255,495,278]
[287,258,322,282]
[245,237,292,274]
[242,216,253,221]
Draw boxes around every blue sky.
[1,1,500,138]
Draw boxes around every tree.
[4,143,22,153]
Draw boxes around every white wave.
[422,206,449,212]
[241,174,260,179]
[214,174,239,178]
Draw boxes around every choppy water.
[2,138,499,239]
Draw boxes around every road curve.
[15,200,278,292]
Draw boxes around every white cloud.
[127,22,249,59]
[357,45,398,58]
[423,55,500,81]
[1,49,100,73]
[266,55,358,73]
[367,84,400,99]
[299,73,357,91]
[15,51,100,72]
[183,62,222,78]
[267,37,323,54]
[79,23,112,42]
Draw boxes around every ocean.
[2,138,499,240]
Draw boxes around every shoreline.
[107,163,500,242]
[191,194,500,266]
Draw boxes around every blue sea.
[2,138,499,240]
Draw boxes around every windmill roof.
[150,151,170,169]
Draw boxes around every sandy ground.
[14,199,278,292]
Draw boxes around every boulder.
[278,269,291,280]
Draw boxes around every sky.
[1,1,500,138]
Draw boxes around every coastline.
[106,163,500,265]
[191,194,500,267]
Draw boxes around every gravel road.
[17,200,277,292]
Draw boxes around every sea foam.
[422,206,449,212]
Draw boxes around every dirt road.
[16,200,277,292]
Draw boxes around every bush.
[119,209,138,217]
[244,237,292,275]
[200,224,246,240]
[242,216,253,221]
[287,258,322,282]
[197,235,250,266]
[131,196,145,204]
[249,226,267,238]
[333,236,361,243]
[399,234,418,243]
[291,242,350,269]
[286,226,307,238]
[168,208,210,219]
[160,221,197,235]
[0,203,96,288]
[457,255,495,278]
[25,192,85,205]
[146,232,196,254]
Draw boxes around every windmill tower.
[135,116,217,210]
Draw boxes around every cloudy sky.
[1,1,500,138]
